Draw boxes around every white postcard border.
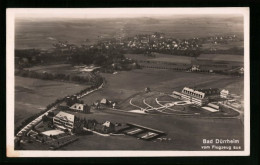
[6,7,250,157]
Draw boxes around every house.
[112,102,117,109]
[145,87,151,93]
[102,121,115,133]
[70,103,90,113]
[100,98,110,105]
[220,89,229,98]
[239,67,244,74]
[53,111,75,131]
[191,65,200,71]
[65,95,78,106]
[93,101,101,109]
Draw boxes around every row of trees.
[15,69,102,85]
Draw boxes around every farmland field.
[24,64,93,77]
[197,54,244,63]
[81,68,243,107]
[15,76,89,128]
[201,41,244,50]
[125,53,243,67]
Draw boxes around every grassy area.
[24,64,92,77]
[197,54,243,63]
[81,68,243,107]
[15,76,89,128]
[201,41,244,50]
[125,53,194,64]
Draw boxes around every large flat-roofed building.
[53,111,75,131]
[180,87,220,106]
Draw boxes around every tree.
[42,115,48,122]
[48,112,55,117]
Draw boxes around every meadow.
[125,53,243,67]
[81,68,244,106]
[15,76,89,128]
[24,64,92,77]
[197,54,244,63]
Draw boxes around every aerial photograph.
[12,8,247,152]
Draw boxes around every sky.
[8,8,248,19]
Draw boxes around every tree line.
[15,69,102,85]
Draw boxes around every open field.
[125,53,194,64]
[197,54,244,63]
[125,53,243,68]
[81,68,243,106]
[24,64,92,77]
[125,53,195,64]
[15,76,89,128]
[201,41,244,50]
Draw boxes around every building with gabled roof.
[70,103,90,113]
[220,89,229,98]
[53,111,75,131]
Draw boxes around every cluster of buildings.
[52,111,116,134]
[78,32,240,54]
[172,87,243,110]
[125,33,201,52]
[207,35,240,45]
[93,98,118,109]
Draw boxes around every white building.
[181,87,208,106]
[191,65,200,71]
[53,111,75,131]
[70,103,90,113]
[178,87,220,106]
[220,89,229,98]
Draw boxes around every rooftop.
[55,111,75,123]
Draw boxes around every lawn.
[15,76,89,128]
